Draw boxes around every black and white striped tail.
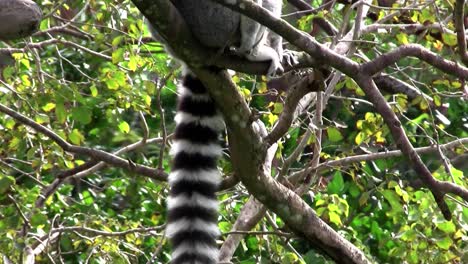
[167,71,224,264]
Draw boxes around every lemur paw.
[267,58,284,77]
[282,50,299,66]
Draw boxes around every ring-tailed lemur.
[147,1,284,263]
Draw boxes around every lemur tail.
[166,70,224,264]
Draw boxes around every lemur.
[147,1,284,263]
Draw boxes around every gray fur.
[152,0,284,75]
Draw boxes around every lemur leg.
[262,0,282,58]
[268,31,298,66]
[262,0,297,66]
[237,0,285,76]
[245,44,283,76]
[247,0,284,76]
[237,0,264,54]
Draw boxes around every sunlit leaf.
[327,127,343,142]
[118,121,130,133]
[69,129,85,145]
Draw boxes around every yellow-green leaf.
[118,121,130,133]
[42,103,56,112]
[329,211,342,226]
[69,129,85,145]
[442,33,457,46]
[90,85,98,97]
[396,33,409,44]
[327,127,343,142]
[272,102,283,114]
[112,48,125,64]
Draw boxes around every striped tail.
[166,71,224,264]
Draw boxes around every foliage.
[0,0,466,263]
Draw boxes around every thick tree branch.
[219,197,266,262]
[213,0,468,219]
[131,0,465,260]
[361,44,468,78]
[373,74,433,101]
[220,132,277,262]
[213,0,468,80]
[454,0,468,65]
[193,67,370,264]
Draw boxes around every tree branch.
[354,78,467,219]
[192,68,370,264]
[212,0,468,219]
[0,39,112,61]
[265,71,322,145]
[361,44,468,78]
[35,137,164,208]
[289,137,468,182]
[0,103,166,179]
[454,0,468,65]
[0,103,239,209]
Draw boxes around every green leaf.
[396,33,409,44]
[246,236,258,250]
[55,102,67,123]
[106,78,119,90]
[90,85,98,97]
[348,183,360,198]
[381,190,404,215]
[282,252,299,263]
[144,80,156,94]
[327,171,344,194]
[359,191,370,206]
[112,48,125,64]
[355,131,366,145]
[435,236,453,250]
[42,103,56,112]
[69,129,85,145]
[436,221,456,234]
[112,36,124,47]
[31,213,48,226]
[441,33,457,46]
[327,127,343,142]
[329,211,342,226]
[118,121,130,133]
[128,55,138,71]
[0,176,15,194]
[218,221,231,233]
[81,190,95,206]
[449,166,464,185]
[272,102,283,114]
[35,113,50,124]
[267,113,278,126]
[71,107,92,124]
[114,71,127,86]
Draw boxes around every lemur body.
[147,1,283,263]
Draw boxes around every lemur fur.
[147,1,284,263]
